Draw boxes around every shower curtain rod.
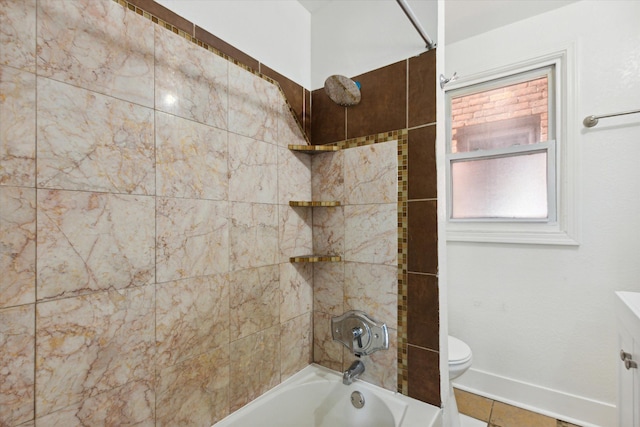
[395,0,436,50]
[583,108,640,128]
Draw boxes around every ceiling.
[297,0,578,44]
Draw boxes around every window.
[445,50,578,245]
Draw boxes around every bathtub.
[213,364,442,427]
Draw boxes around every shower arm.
[395,0,436,50]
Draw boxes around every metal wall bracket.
[331,310,389,356]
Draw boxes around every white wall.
[309,0,437,89]
[155,0,311,88]
[153,0,439,91]
[446,1,640,425]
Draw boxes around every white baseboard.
[453,368,616,427]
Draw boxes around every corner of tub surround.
[113,0,310,145]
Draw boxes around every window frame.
[444,48,579,245]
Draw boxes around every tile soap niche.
[288,144,342,264]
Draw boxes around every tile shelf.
[289,201,341,207]
[289,255,342,263]
[288,144,342,263]
[288,144,340,154]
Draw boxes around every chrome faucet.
[343,360,365,385]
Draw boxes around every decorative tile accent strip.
[113,0,309,144]
[321,129,409,394]
[289,201,341,207]
[289,255,342,263]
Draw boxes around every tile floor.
[455,388,584,427]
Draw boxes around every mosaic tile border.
[328,129,410,395]
[114,0,310,144]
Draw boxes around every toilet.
[448,335,473,427]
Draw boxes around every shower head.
[324,75,361,106]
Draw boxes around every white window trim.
[444,46,579,246]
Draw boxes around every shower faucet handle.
[352,327,364,349]
[332,310,389,356]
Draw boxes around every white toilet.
[448,335,473,427]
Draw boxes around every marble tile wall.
[310,50,439,405]
[311,140,399,391]
[0,0,312,425]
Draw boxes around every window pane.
[451,76,548,153]
[451,152,548,219]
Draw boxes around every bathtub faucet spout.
[343,360,365,385]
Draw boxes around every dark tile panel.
[407,273,439,351]
[408,50,437,127]
[407,200,438,274]
[347,60,407,139]
[407,345,440,406]
[304,89,311,140]
[408,126,437,200]
[127,0,193,35]
[261,64,304,127]
[194,26,259,71]
[310,88,346,145]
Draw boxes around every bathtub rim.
[212,363,442,427]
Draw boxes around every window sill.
[446,223,579,246]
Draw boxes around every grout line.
[487,398,495,426]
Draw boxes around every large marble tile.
[313,311,343,372]
[0,304,35,426]
[156,198,229,283]
[277,98,306,148]
[228,133,277,204]
[156,274,229,368]
[156,347,230,427]
[279,262,312,323]
[37,0,154,107]
[280,313,312,381]
[344,203,397,265]
[0,0,36,72]
[313,262,344,316]
[35,286,155,417]
[155,26,228,129]
[37,77,155,194]
[312,206,344,257]
[344,141,397,205]
[0,186,35,308]
[344,262,397,330]
[229,326,280,412]
[0,65,36,186]
[229,202,278,271]
[278,205,312,263]
[155,111,228,200]
[229,265,279,340]
[277,146,311,204]
[311,151,343,201]
[37,190,155,300]
[228,64,280,144]
[229,133,278,203]
[34,380,154,427]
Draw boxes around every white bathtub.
[213,364,442,427]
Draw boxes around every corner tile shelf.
[289,201,341,207]
[288,144,342,263]
[288,144,340,154]
[289,255,342,263]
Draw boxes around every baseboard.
[453,368,616,427]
